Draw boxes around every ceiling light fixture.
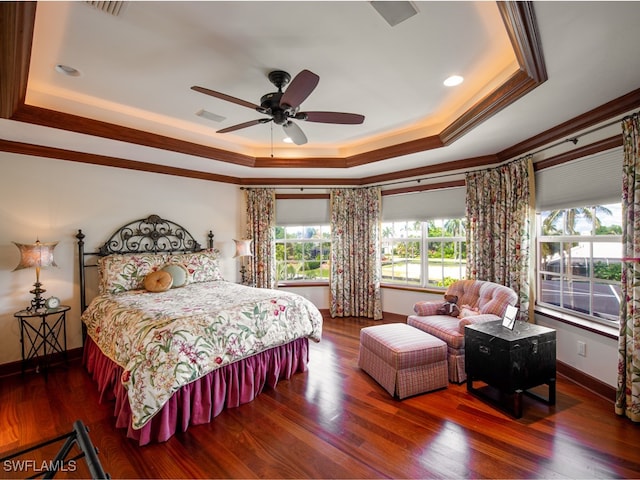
[55,64,80,77]
[283,137,294,144]
[444,75,464,87]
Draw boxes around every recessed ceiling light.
[283,137,294,144]
[55,64,81,77]
[444,75,463,87]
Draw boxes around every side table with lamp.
[7,240,107,477]
[233,238,254,286]
[12,238,69,376]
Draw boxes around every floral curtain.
[245,188,276,289]
[465,156,534,317]
[330,187,382,319]
[617,112,640,421]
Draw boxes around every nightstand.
[14,305,70,376]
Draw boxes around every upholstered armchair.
[407,279,518,383]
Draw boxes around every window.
[381,219,467,288]
[537,203,622,324]
[381,221,422,286]
[275,225,331,281]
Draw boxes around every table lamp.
[13,239,58,311]
[233,239,253,285]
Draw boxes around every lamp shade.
[233,239,253,258]
[13,240,58,271]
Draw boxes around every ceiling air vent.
[196,109,226,123]
[370,1,418,27]
[85,1,127,17]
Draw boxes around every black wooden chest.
[465,320,556,417]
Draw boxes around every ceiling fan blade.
[280,70,319,110]
[282,121,307,145]
[217,118,271,134]
[300,111,365,124]
[191,85,262,111]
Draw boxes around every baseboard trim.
[0,347,83,378]
[556,360,615,403]
[319,309,406,322]
[382,312,407,322]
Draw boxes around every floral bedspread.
[81,281,323,429]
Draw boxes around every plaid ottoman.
[358,323,448,399]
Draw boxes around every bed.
[77,214,323,445]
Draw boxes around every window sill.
[277,281,328,288]
[380,283,446,294]
[276,282,448,294]
[534,305,618,340]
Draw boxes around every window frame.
[275,225,331,283]
[381,218,467,289]
[536,204,622,327]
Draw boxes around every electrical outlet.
[577,341,587,357]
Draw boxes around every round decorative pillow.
[162,263,189,288]
[144,270,173,292]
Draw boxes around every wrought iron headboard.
[76,214,214,313]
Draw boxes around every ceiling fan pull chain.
[270,122,274,158]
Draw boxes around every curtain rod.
[241,112,634,192]
[513,115,625,163]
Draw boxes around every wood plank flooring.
[2,316,640,479]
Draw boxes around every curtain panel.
[245,188,276,289]
[465,156,534,317]
[617,112,640,421]
[330,187,382,320]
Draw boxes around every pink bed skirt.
[82,336,309,445]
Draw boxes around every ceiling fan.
[191,69,365,145]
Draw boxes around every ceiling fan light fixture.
[444,75,464,87]
[192,69,363,145]
[283,137,294,144]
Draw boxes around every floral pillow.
[98,252,168,294]
[166,249,224,283]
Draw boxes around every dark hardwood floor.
[2,315,640,479]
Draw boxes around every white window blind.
[535,148,622,211]
[276,198,330,225]
[381,187,466,221]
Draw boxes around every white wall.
[535,314,618,387]
[0,153,242,366]
[278,285,442,316]
[279,285,331,309]
[381,288,441,316]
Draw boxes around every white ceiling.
[4,1,640,183]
